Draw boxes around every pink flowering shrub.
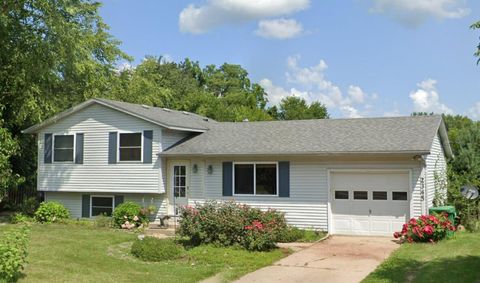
[179,201,288,251]
[112,202,149,229]
[394,213,456,243]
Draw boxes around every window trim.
[90,195,115,218]
[232,161,279,196]
[372,191,388,201]
[52,133,76,163]
[173,164,187,198]
[117,131,143,163]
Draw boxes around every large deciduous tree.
[273,96,329,120]
[0,0,129,194]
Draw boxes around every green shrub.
[112,202,148,229]
[276,226,304,242]
[94,214,112,228]
[0,226,30,281]
[131,237,184,261]
[34,201,70,223]
[179,201,289,251]
[10,213,34,224]
[20,197,39,216]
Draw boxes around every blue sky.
[100,0,480,119]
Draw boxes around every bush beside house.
[112,202,149,229]
[34,201,70,223]
[179,201,305,251]
[394,213,456,243]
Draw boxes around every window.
[334,190,349,200]
[119,133,142,161]
[392,192,408,201]
[373,191,388,200]
[354,191,368,200]
[234,163,277,195]
[54,135,74,162]
[173,165,186,197]
[91,196,114,216]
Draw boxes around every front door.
[171,163,188,215]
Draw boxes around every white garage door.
[331,171,410,236]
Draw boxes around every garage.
[330,171,410,236]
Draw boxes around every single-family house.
[23,98,452,235]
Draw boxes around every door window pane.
[335,191,349,200]
[173,165,186,197]
[373,191,387,200]
[354,191,368,200]
[256,164,277,195]
[234,164,254,194]
[392,192,408,201]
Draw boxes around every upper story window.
[119,133,142,161]
[234,162,277,195]
[53,135,74,162]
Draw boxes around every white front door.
[330,171,410,236]
[171,163,188,215]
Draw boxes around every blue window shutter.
[44,133,52,164]
[75,133,84,164]
[279,161,290,197]
[143,130,153,164]
[222,162,233,196]
[114,195,124,208]
[82,195,90,218]
[108,132,117,164]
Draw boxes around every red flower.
[423,225,434,235]
[409,218,418,226]
[407,237,413,243]
[244,225,253,230]
[393,232,401,239]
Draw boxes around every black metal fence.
[6,187,41,207]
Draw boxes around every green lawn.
[0,223,289,283]
[363,232,480,283]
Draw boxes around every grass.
[362,232,480,283]
[0,223,289,283]
[296,230,327,242]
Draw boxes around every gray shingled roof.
[23,98,215,133]
[163,115,451,157]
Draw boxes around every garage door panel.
[331,171,409,236]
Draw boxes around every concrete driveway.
[234,236,399,283]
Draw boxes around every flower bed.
[394,213,456,243]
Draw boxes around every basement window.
[234,163,277,196]
[91,196,114,217]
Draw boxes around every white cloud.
[469,102,480,120]
[115,61,134,73]
[371,0,470,27]
[409,79,453,114]
[347,85,366,104]
[255,18,303,39]
[260,56,377,118]
[179,0,309,34]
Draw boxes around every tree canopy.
[0,0,330,204]
[472,21,480,64]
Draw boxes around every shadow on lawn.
[369,255,480,283]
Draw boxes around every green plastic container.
[429,206,456,238]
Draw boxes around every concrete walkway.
[234,236,399,283]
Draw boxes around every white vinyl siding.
[425,134,448,209]
[37,103,191,194]
[45,192,167,222]
[174,158,425,231]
